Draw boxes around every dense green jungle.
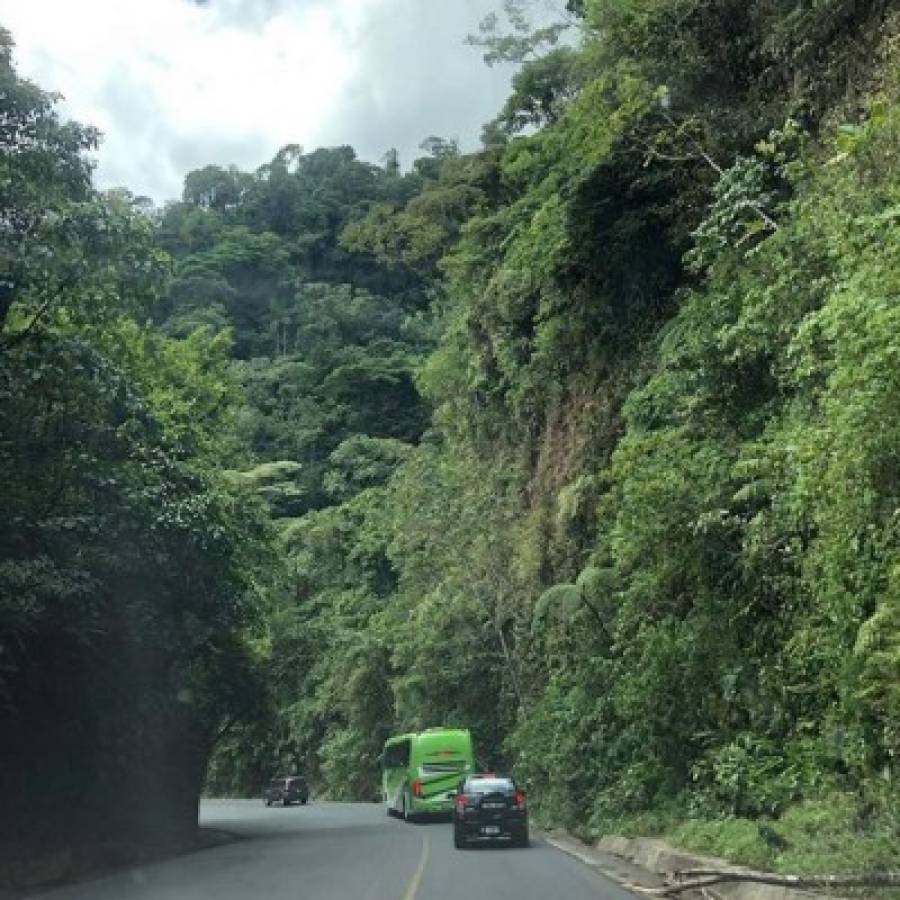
[2,0,899,876]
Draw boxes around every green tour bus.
[382,728,475,820]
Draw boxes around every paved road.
[34,800,637,899]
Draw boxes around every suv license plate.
[483,802,504,809]
[482,826,500,835]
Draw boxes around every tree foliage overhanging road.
[2,0,900,876]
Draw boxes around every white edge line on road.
[401,833,430,900]
[542,833,648,898]
[543,833,602,868]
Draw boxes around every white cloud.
[3,0,518,202]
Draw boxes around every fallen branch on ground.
[626,869,900,896]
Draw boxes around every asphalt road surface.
[34,800,638,900]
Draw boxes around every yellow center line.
[401,833,430,900]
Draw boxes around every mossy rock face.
[0,846,73,889]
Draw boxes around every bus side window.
[384,740,410,768]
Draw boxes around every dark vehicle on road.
[452,774,528,848]
[264,775,309,807]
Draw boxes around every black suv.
[264,775,309,807]
[452,775,528,848]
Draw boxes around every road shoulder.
[541,830,669,896]
[542,832,836,900]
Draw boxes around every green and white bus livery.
[382,728,474,820]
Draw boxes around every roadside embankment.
[544,832,852,900]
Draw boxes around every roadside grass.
[666,791,900,877]
[574,787,900,884]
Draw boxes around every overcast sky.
[3,0,533,203]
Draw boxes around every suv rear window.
[464,777,514,793]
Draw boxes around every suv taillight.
[455,793,467,810]
[514,790,526,809]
